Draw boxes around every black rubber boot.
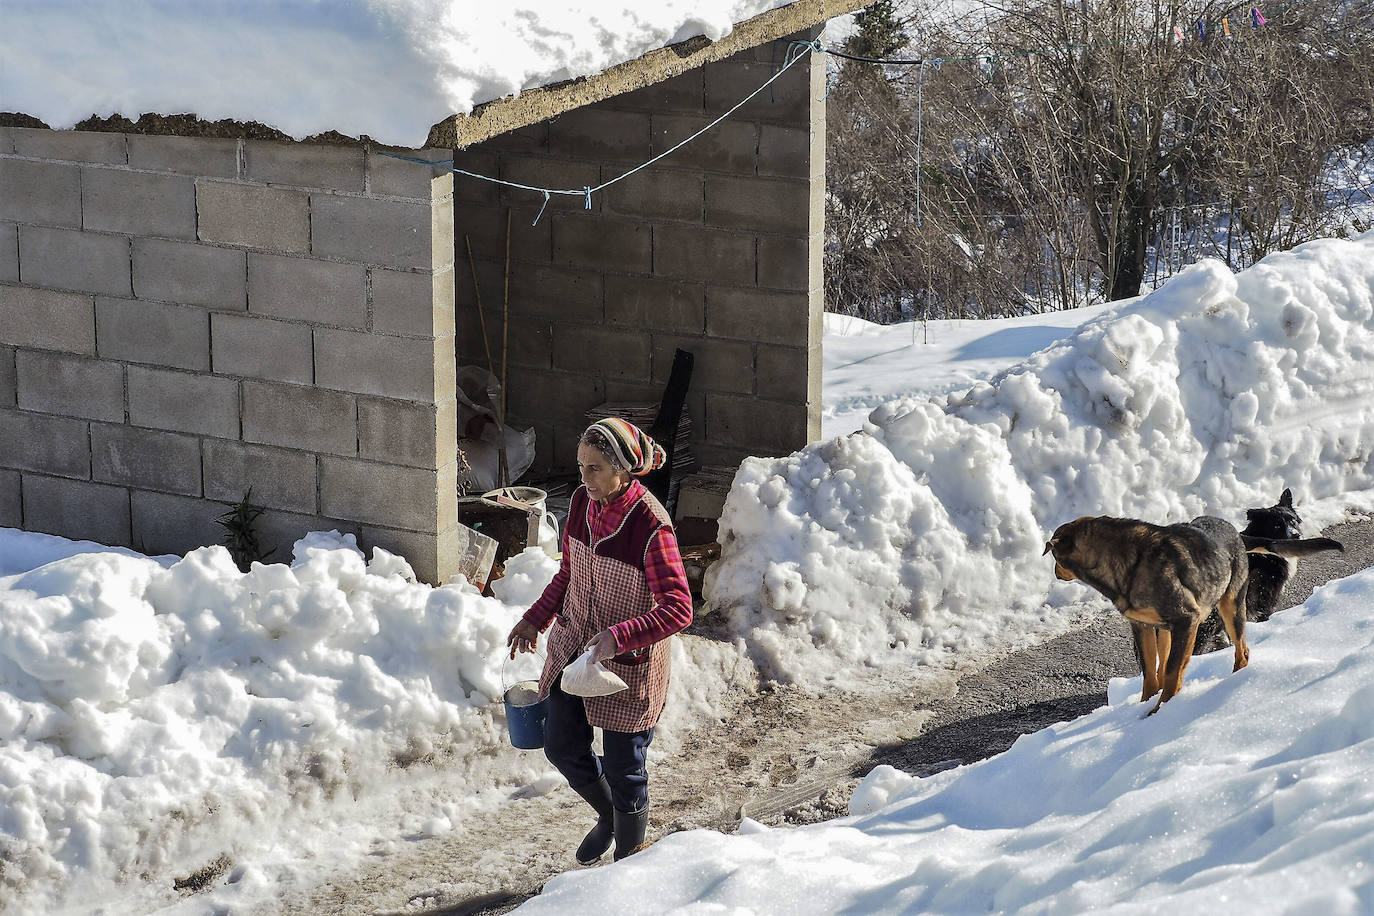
[571,776,615,865]
[612,806,649,861]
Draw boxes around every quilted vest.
[537,483,674,732]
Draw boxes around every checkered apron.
[537,487,673,732]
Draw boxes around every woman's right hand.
[507,620,539,659]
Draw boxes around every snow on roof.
[0,1,833,148]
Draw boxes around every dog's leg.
[1151,618,1200,714]
[1219,586,1250,673]
[1155,628,1172,688]
[1133,623,1161,703]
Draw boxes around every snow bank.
[518,568,1374,914]
[0,532,558,912]
[707,233,1374,688]
[1,1,799,147]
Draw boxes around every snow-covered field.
[2,232,1373,914]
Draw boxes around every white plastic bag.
[561,648,629,697]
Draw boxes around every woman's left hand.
[585,629,619,664]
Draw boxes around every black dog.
[1193,488,1342,654]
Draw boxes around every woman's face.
[578,442,632,503]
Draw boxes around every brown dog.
[1045,515,1252,715]
[1045,514,1342,714]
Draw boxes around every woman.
[507,417,693,864]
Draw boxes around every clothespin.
[1197,20,1207,42]
[1222,17,1231,38]
[1251,7,1267,27]
[1172,25,1185,43]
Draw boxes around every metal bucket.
[503,680,547,750]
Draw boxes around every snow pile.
[0,0,799,147]
[707,233,1374,687]
[0,532,560,913]
[517,569,1374,914]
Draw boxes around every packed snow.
[2,232,1374,914]
[522,568,1374,914]
[0,1,801,148]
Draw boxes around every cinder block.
[367,147,455,199]
[196,181,310,252]
[133,238,247,311]
[244,141,365,192]
[553,324,651,379]
[357,524,460,585]
[16,350,124,421]
[704,58,811,124]
[498,158,602,213]
[21,473,131,546]
[127,135,241,178]
[96,297,210,370]
[474,122,548,155]
[372,267,455,337]
[454,309,551,371]
[651,336,754,394]
[127,366,239,438]
[0,159,82,226]
[311,194,436,270]
[705,176,810,234]
[358,396,456,470]
[705,392,808,454]
[11,128,127,164]
[254,508,360,565]
[314,328,438,401]
[0,345,14,406]
[505,263,604,322]
[707,287,810,347]
[612,68,705,113]
[82,167,197,239]
[757,234,810,292]
[0,408,90,478]
[650,115,756,174]
[0,224,15,283]
[247,252,367,327]
[506,368,604,422]
[130,490,222,557]
[0,285,95,353]
[653,225,754,284]
[242,380,356,456]
[552,216,651,272]
[210,313,313,384]
[758,124,810,179]
[606,275,704,332]
[92,423,202,495]
[18,225,132,297]
[320,456,452,532]
[601,169,703,223]
[447,150,501,204]
[203,438,317,515]
[0,128,14,154]
[549,108,653,163]
[0,468,19,527]
[755,342,819,403]
[455,204,552,263]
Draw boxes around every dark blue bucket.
[503,680,547,750]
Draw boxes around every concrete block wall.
[0,127,462,583]
[455,29,825,473]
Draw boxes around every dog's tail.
[1244,535,1344,558]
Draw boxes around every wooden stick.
[464,235,496,377]
[498,208,513,487]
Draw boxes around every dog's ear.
[1043,538,1057,556]
[1280,488,1293,507]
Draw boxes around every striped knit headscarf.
[584,418,666,477]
